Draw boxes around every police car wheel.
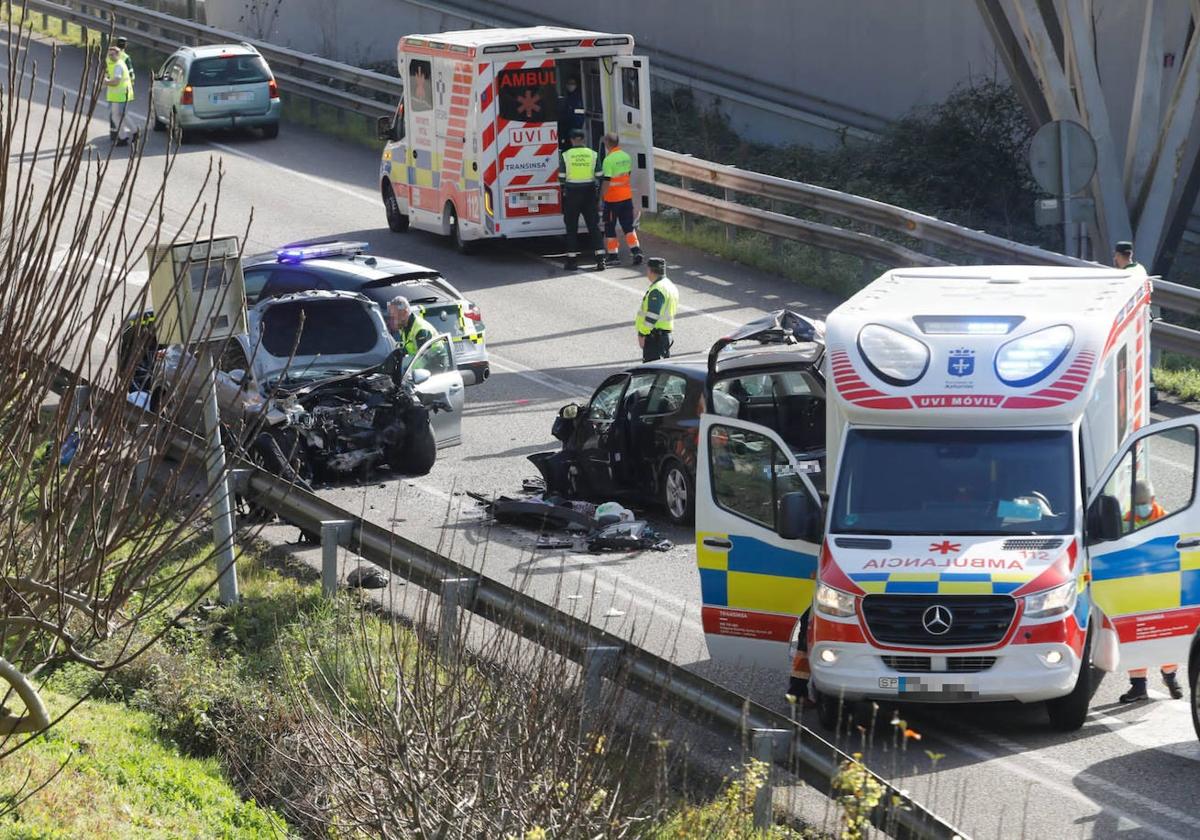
[383,180,409,232]
[661,459,695,525]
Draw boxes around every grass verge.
[1154,353,1200,403]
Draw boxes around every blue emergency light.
[275,241,369,263]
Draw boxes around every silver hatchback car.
[150,43,280,140]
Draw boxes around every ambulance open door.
[696,415,822,669]
[609,55,656,213]
[1087,416,1200,672]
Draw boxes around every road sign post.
[1029,119,1098,259]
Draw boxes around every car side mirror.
[560,403,580,420]
[377,115,397,142]
[411,368,431,385]
[1087,494,1125,543]
[777,491,822,542]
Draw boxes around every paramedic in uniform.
[599,132,644,266]
[635,257,678,362]
[558,128,605,272]
[1113,240,1144,273]
[1118,479,1184,702]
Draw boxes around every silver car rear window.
[189,55,271,87]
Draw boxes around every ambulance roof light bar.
[913,315,1025,335]
[276,241,369,263]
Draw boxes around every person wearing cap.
[104,43,135,146]
[115,36,135,88]
[599,132,643,266]
[1116,479,1182,701]
[1113,240,1147,277]
[635,257,678,362]
[558,128,605,271]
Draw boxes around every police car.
[241,241,489,385]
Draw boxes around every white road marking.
[1087,694,1200,760]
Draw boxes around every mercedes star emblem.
[922,604,953,635]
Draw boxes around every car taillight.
[180,85,194,105]
[464,303,482,321]
[268,78,278,99]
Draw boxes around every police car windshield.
[831,428,1074,535]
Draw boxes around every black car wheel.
[660,459,695,525]
[387,405,435,476]
[383,180,409,232]
[150,99,165,132]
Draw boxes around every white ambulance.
[376,27,656,251]
[696,265,1200,730]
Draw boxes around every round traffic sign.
[1028,119,1097,195]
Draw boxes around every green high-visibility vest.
[561,146,599,184]
[401,312,437,356]
[105,57,133,103]
[635,277,678,335]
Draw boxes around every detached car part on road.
[531,311,826,525]
[123,290,464,484]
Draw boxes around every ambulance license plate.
[509,191,551,208]
[880,676,931,692]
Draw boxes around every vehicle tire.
[448,204,477,255]
[150,100,165,132]
[1191,650,1200,741]
[251,431,313,492]
[815,690,841,731]
[383,180,409,232]
[388,405,436,476]
[262,122,279,139]
[660,459,695,525]
[170,111,193,145]
[1046,629,1094,731]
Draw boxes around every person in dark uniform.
[558,75,585,150]
[635,257,678,362]
[558,129,605,271]
[1113,240,1141,271]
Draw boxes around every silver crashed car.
[137,290,464,483]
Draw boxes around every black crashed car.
[532,311,828,525]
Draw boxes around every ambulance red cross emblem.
[930,540,961,555]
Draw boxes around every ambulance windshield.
[831,428,1074,535]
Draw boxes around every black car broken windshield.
[261,300,379,357]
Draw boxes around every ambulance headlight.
[816,583,857,618]
[994,325,1074,387]
[856,324,930,386]
[1023,579,1076,619]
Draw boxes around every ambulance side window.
[1101,426,1198,535]
[709,424,807,528]
[408,60,432,112]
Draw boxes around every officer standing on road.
[558,128,605,272]
[635,257,678,362]
[115,36,135,88]
[1113,241,1146,275]
[599,132,643,266]
[104,44,136,146]
[387,295,435,367]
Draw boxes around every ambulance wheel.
[382,180,408,232]
[660,458,695,525]
[814,690,841,731]
[1190,648,1200,741]
[1046,628,1094,731]
[448,204,476,255]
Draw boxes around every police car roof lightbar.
[276,241,369,263]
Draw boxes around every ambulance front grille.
[1001,538,1064,551]
[881,655,998,673]
[862,595,1016,646]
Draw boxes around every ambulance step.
[881,655,998,674]
[862,594,1016,646]
[1001,538,1064,551]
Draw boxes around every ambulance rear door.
[609,55,656,212]
[1087,415,1200,671]
[696,415,823,668]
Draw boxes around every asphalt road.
[15,33,1200,840]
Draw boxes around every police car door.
[1087,416,1200,672]
[609,56,656,213]
[696,414,823,668]
[404,334,464,448]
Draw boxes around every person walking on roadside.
[635,257,678,362]
[104,43,136,146]
[558,128,605,272]
[599,132,643,266]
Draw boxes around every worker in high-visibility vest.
[634,257,678,362]
[104,44,136,146]
[558,128,605,272]
[600,132,643,266]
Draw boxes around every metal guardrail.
[41,365,966,840]
[20,0,1200,357]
